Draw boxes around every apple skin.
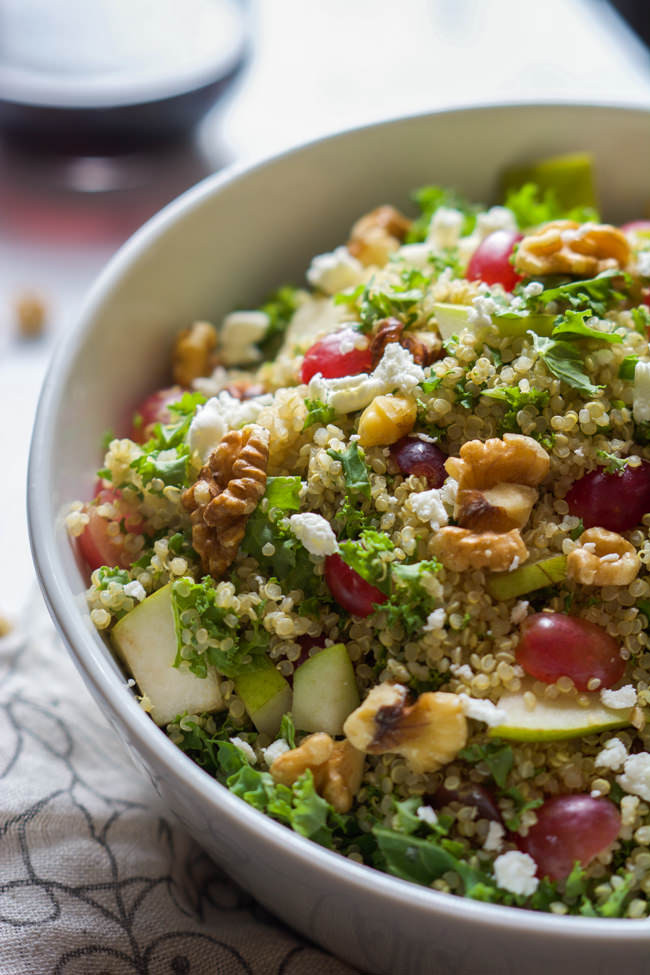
[489,683,631,742]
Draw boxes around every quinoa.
[69,175,650,917]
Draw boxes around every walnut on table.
[514,220,631,277]
[172,320,219,387]
[347,205,411,268]
[182,424,269,578]
[270,732,365,813]
[343,682,468,775]
[567,527,641,586]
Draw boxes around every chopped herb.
[328,442,371,499]
[420,374,442,394]
[256,285,301,358]
[631,305,650,335]
[383,559,441,635]
[357,279,424,332]
[130,446,191,489]
[596,450,629,474]
[303,398,337,430]
[536,269,630,318]
[405,185,479,244]
[338,529,394,594]
[428,248,463,277]
[501,787,543,831]
[530,332,603,397]
[619,355,639,380]
[482,385,550,433]
[551,309,623,345]
[569,519,584,541]
[504,182,599,229]
[458,740,513,789]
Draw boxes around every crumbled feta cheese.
[617,753,650,801]
[306,246,364,295]
[476,206,518,237]
[510,600,529,625]
[416,804,438,825]
[621,794,640,827]
[459,694,507,728]
[427,207,464,250]
[594,737,628,772]
[262,738,290,766]
[423,608,446,632]
[288,512,339,557]
[406,488,449,530]
[633,360,650,424]
[450,663,473,680]
[192,365,229,397]
[123,580,146,602]
[638,250,650,278]
[219,310,270,365]
[493,851,538,896]
[600,684,637,710]
[396,242,435,268]
[188,390,273,459]
[523,281,544,299]
[230,737,257,764]
[467,294,498,328]
[308,343,425,414]
[483,821,505,852]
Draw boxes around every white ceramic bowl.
[29,104,650,975]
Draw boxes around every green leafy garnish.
[482,385,550,433]
[428,248,463,277]
[256,285,301,358]
[303,398,337,430]
[530,332,603,397]
[405,185,479,244]
[130,447,191,489]
[458,740,513,790]
[357,279,424,332]
[384,559,441,635]
[596,450,629,474]
[505,182,599,229]
[536,269,630,318]
[338,529,394,594]
[631,305,650,335]
[328,442,371,499]
[619,355,639,380]
[551,309,623,344]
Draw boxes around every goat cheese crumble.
[288,513,339,557]
[493,851,538,896]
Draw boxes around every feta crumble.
[262,738,290,766]
[467,294,498,328]
[493,851,538,897]
[427,207,464,250]
[288,512,339,557]
[617,752,650,801]
[523,281,544,299]
[306,246,364,295]
[638,250,650,278]
[219,310,269,365]
[459,694,507,728]
[483,821,505,852]
[230,737,257,764]
[406,487,449,531]
[600,684,637,710]
[416,805,438,826]
[308,342,425,414]
[123,580,146,602]
[450,663,473,680]
[510,600,529,625]
[423,608,447,632]
[188,390,273,459]
[595,737,628,772]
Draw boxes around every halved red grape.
[324,554,387,618]
[566,462,650,533]
[466,230,523,292]
[515,612,624,691]
[301,327,372,383]
[520,794,621,881]
[130,385,183,443]
[390,435,447,488]
[78,488,144,571]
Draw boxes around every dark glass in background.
[607,0,650,47]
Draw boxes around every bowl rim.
[28,101,650,941]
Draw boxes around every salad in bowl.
[67,151,650,919]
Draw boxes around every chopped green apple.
[487,555,567,601]
[432,302,554,341]
[111,583,223,726]
[235,657,292,737]
[500,152,597,213]
[292,643,360,736]
[489,683,632,742]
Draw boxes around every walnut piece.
[348,206,411,268]
[431,526,528,573]
[343,682,467,775]
[270,733,364,813]
[567,527,641,586]
[370,317,441,368]
[445,433,550,493]
[514,220,631,277]
[172,320,219,387]
[182,424,269,578]
[357,394,417,448]
[456,483,539,533]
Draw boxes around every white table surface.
[2,0,650,619]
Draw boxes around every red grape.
[520,794,621,881]
[324,554,387,618]
[301,327,372,383]
[466,230,523,292]
[566,462,650,533]
[390,436,448,488]
[433,783,503,823]
[78,488,144,571]
[130,385,183,443]
[515,612,624,691]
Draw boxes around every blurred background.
[1,0,650,618]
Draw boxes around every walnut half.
[567,527,641,586]
[343,682,467,775]
[347,206,411,268]
[172,321,219,387]
[514,220,631,278]
[270,733,365,813]
[182,424,269,578]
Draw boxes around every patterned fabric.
[0,592,359,975]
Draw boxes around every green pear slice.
[235,657,292,737]
[292,643,360,736]
[487,555,568,601]
[489,684,632,742]
[500,151,597,213]
[432,302,554,341]
[111,583,223,726]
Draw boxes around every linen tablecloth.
[0,591,359,974]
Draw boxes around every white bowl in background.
[28,104,650,975]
